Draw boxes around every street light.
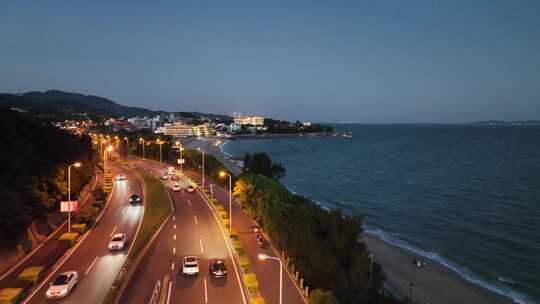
[123,137,129,160]
[155,139,164,164]
[104,145,113,174]
[258,254,283,304]
[139,138,145,159]
[219,171,232,228]
[175,141,184,175]
[197,147,205,190]
[67,162,82,233]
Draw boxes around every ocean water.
[222,124,540,304]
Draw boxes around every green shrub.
[309,289,338,304]
[251,297,266,304]
[70,223,88,234]
[0,288,23,304]
[59,232,79,245]
[239,255,250,273]
[244,273,259,293]
[17,266,45,284]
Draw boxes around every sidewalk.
[0,170,102,290]
[185,170,307,304]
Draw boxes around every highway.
[23,162,144,304]
[120,159,246,304]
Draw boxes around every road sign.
[60,201,79,213]
[177,158,185,164]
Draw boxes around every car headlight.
[60,289,68,296]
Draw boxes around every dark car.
[209,259,227,278]
[129,194,142,204]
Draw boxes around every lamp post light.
[67,162,82,233]
[139,138,145,159]
[123,137,129,160]
[104,145,113,174]
[197,147,205,190]
[409,283,415,304]
[156,139,164,164]
[175,141,184,175]
[258,254,283,304]
[219,171,232,228]
[100,139,106,160]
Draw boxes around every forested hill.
[0,108,95,247]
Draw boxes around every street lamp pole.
[369,254,373,287]
[175,141,184,175]
[67,162,81,233]
[220,172,232,228]
[124,137,129,160]
[139,138,145,159]
[258,254,283,304]
[104,145,113,174]
[197,148,205,190]
[409,283,415,304]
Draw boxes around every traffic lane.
[119,218,175,304]
[182,189,245,304]
[189,171,306,304]
[25,163,144,304]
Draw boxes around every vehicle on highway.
[172,184,181,192]
[160,174,168,180]
[45,271,79,299]
[167,166,175,175]
[109,233,127,251]
[129,194,142,204]
[209,259,227,278]
[186,185,195,193]
[170,175,179,181]
[182,256,199,275]
[116,174,125,180]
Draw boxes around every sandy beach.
[184,137,518,304]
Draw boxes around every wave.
[218,140,234,158]
[364,227,534,304]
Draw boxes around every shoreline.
[185,137,525,304]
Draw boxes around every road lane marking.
[173,224,176,230]
[204,278,208,304]
[187,199,192,207]
[173,215,175,221]
[194,215,198,225]
[85,256,99,275]
[166,280,172,304]
[200,238,204,253]
[171,262,175,271]
[121,206,126,215]
[173,247,176,254]
[110,225,118,237]
[173,234,176,240]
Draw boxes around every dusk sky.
[1,1,539,123]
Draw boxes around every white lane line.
[121,206,126,215]
[110,225,118,237]
[171,262,175,271]
[187,200,192,207]
[173,224,176,230]
[173,234,176,240]
[173,247,176,254]
[173,215,176,221]
[200,238,204,254]
[204,278,208,304]
[85,256,99,275]
[193,215,198,225]
[166,280,172,304]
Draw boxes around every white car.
[161,174,168,180]
[45,271,78,299]
[172,184,181,192]
[117,174,125,181]
[108,233,127,251]
[182,256,199,275]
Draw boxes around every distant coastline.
[471,120,540,126]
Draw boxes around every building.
[162,123,214,138]
[127,115,164,130]
[233,113,265,126]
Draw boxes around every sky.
[1,0,539,123]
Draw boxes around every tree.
[243,152,286,179]
[310,289,338,304]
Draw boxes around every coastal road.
[23,162,144,304]
[186,169,307,304]
[120,159,246,304]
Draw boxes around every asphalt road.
[120,160,246,304]
[187,170,307,304]
[23,162,144,304]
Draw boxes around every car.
[45,271,78,299]
[116,174,125,181]
[108,233,127,251]
[170,175,179,181]
[160,174,168,180]
[129,194,142,204]
[182,256,199,275]
[209,259,227,278]
[172,184,181,192]
[186,185,195,193]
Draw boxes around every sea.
[221,124,540,304]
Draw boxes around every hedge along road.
[23,162,145,304]
[119,159,246,304]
